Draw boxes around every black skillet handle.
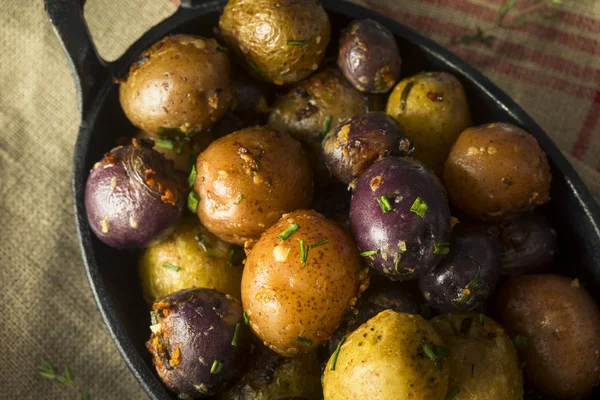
[44,0,108,117]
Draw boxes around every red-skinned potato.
[241,210,369,357]
[193,126,314,245]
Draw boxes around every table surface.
[1,0,599,398]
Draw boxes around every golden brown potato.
[218,0,330,85]
[241,210,369,356]
[322,310,449,400]
[139,216,243,303]
[193,126,313,245]
[495,275,600,399]
[386,72,472,174]
[430,313,523,400]
[136,130,214,172]
[220,348,322,400]
[444,123,551,222]
[120,35,235,136]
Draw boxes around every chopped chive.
[400,80,415,111]
[360,250,379,257]
[231,323,241,346]
[434,242,450,255]
[154,139,174,150]
[216,45,228,52]
[377,195,393,213]
[322,115,332,135]
[330,336,346,371]
[248,59,262,75]
[188,191,200,213]
[226,247,237,267]
[422,342,437,363]
[410,197,428,218]
[157,126,183,138]
[210,360,224,374]
[234,194,244,204]
[444,385,460,400]
[448,320,459,336]
[163,262,180,272]
[512,335,528,350]
[277,223,300,240]
[296,337,312,347]
[300,239,309,265]
[243,311,249,325]
[287,40,308,46]
[176,142,184,155]
[188,164,197,188]
[310,239,329,248]
[452,268,482,308]
[479,314,485,326]
[422,342,448,371]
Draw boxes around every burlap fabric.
[1,0,598,398]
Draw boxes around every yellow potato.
[323,310,449,400]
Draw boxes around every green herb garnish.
[330,337,346,371]
[188,164,197,188]
[360,250,379,257]
[287,40,308,46]
[296,337,313,347]
[157,126,183,138]
[434,242,450,255]
[300,239,309,265]
[479,314,485,326]
[162,262,180,272]
[226,247,238,267]
[210,360,224,374]
[410,197,428,217]
[188,191,200,213]
[176,142,184,155]
[422,342,448,371]
[393,241,407,273]
[322,115,332,135]
[39,360,72,384]
[512,335,528,350]
[277,223,300,240]
[216,45,229,52]
[248,60,262,76]
[234,194,244,204]
[310,239,329,248]
[444,385,460,400]
[452,268,482,308]
[231,323,241,346]
[377,195,393,213]
[243,311,249,325]
[448,320,459,336]
[400,80,415,111]
[154,139,174,150]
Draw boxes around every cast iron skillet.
[46,0,600,399]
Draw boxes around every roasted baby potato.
[147,288,250,398]
[338,19,401,93]
[430,313,523,400]
[220,348,322,400]
[139,216,244,303]
[321,112,413,184]
[386,72,472,174]
[120,35,235,137]
[193,126,313,245]
[322,310,449,400]
[495,275,600,399]
[85,139,187,248]
[349,157,451,281]
[219,0,330,85]
[444,123,551,222]
[241,210,369,357]
[420,224,501,312]
[136,131,214,172]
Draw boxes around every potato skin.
[120,35,235,136]
[323,310,449,400]
[139,216,243,303]
[193,126,313,245]
[495,275,600,399]
[430,313,523,400]
[219,0,330,85]
[444,123,551,222]
[386,72,472,174]
[241,210,369,356]
[338,19,401,93]
[321,112,413,184]
[220,348,322,400]
[85,140,187,248]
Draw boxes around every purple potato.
[419,224,501,312]
[321,112,413,184]
[349,157,451,280]
[147,288,250,398]
[85,139,187,248]
[327,280,418,354]
[338,19,401,93]
[491,213,557,275]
